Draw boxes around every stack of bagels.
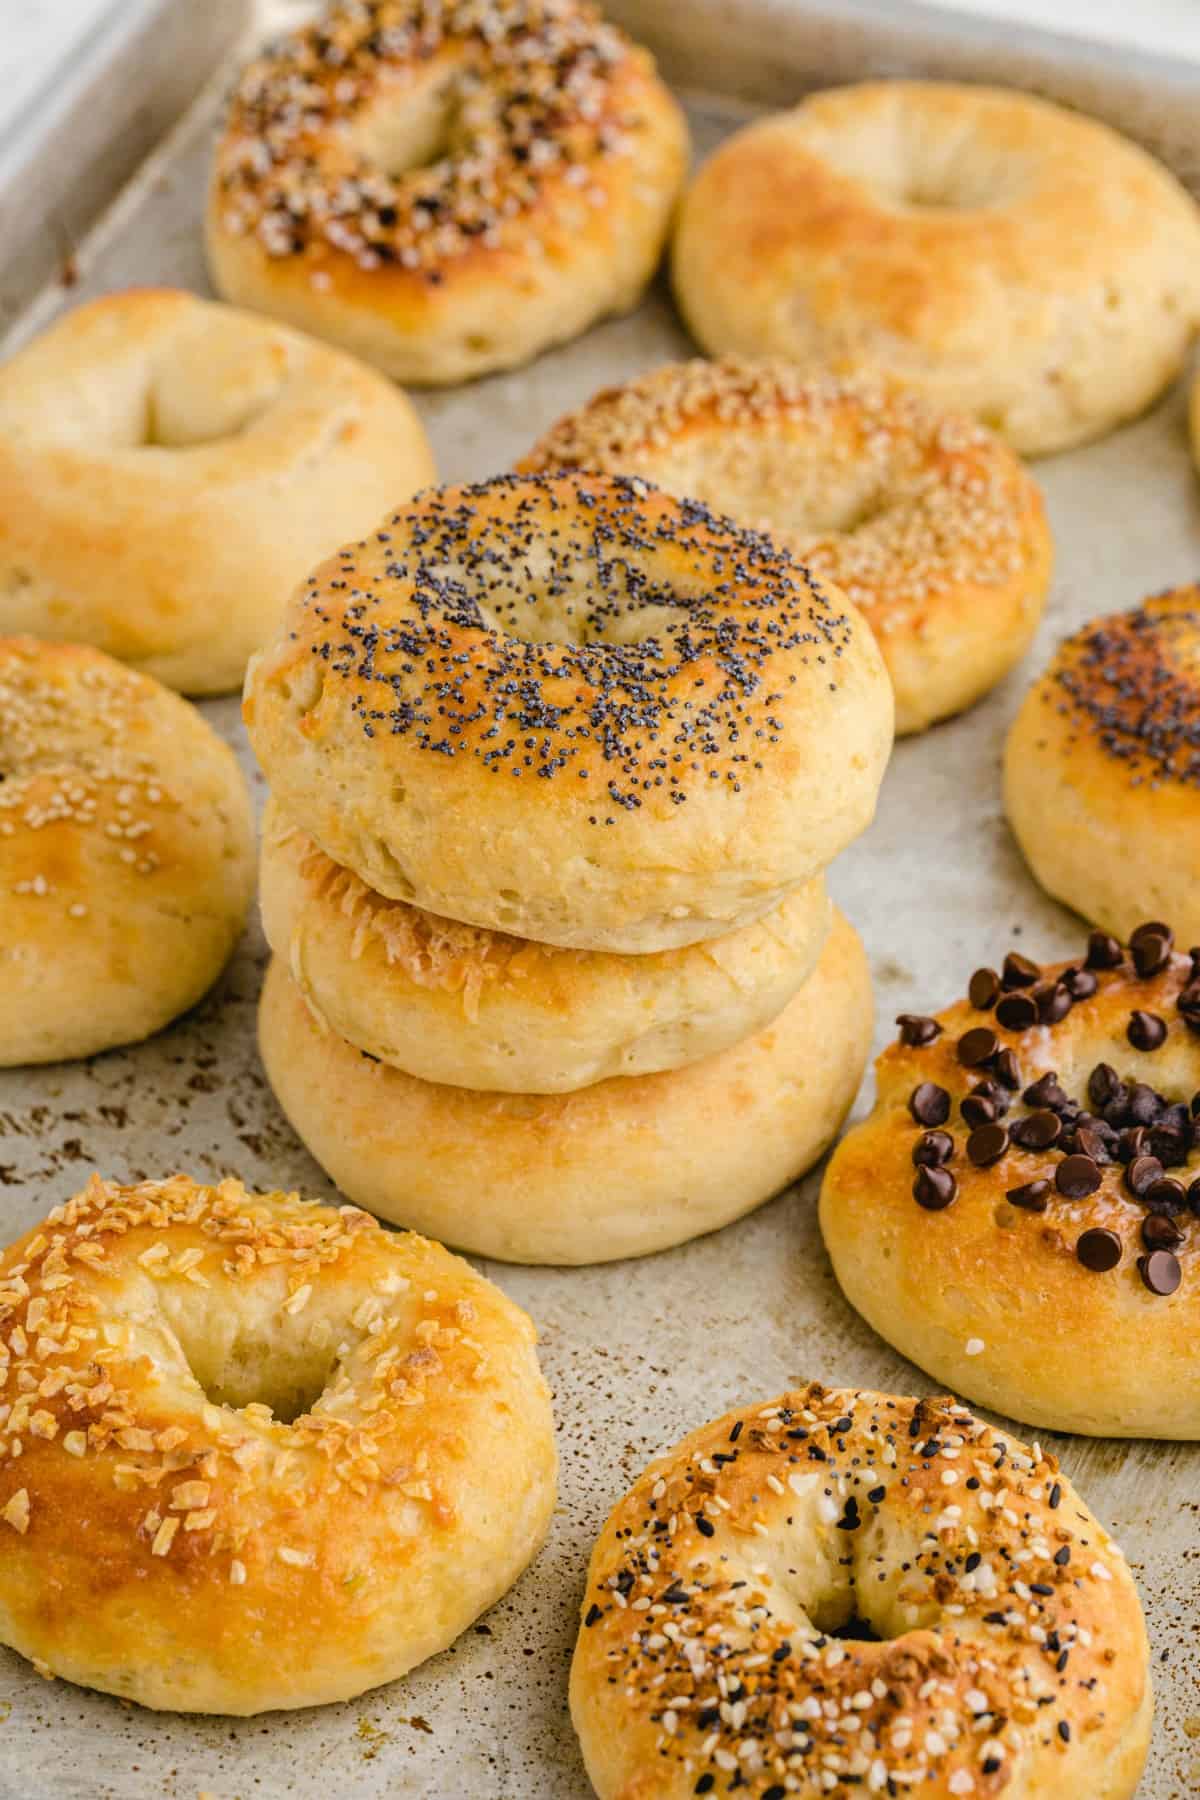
[247,470,893,1264]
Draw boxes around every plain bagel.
[0,288,435,694]
[258,909,872,1264]
[522,361,1053,734]
[0,1174,556,1713]
[572,1384,1151,1799]
[244,473,893,954]
[259,798,833,1091]
[207,0,688,385]
[672,81,1200,455]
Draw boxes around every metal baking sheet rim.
[1,2,1199,1798]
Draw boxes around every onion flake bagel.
[258,909,872,1264]
[244,473,893,954]
[0,637,254,1066]
[0,1174,556,1713]
[821,921,1200,1437]
[672,81,1200,455]
[1005,588,1200,943]
[260,798,832,1091]
[207,0,688,385]
[572,1384,1151,1800]
[0,289,436,695]
[521,362,1053,734]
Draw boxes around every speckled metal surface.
[1,7,1199,1798]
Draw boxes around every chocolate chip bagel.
[1005,588,1200,943]
[572,1385,1151,1800]
[244,474,893,953]
[820,922,1200,1437]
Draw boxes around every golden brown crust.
[672,82,1200,455]
[0,289,436,694]
[0,637,254,1065]
[257,909,873,1264]
[206,0,688,384]
[0,1174,556,1712]
[521,361,1052,733]
[243,472,893,952]
[260,797,832,1090]
[571,1385,1151,1800]
[820,923,1200,1436]
[1004,589,1200,942]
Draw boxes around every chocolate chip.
[967,1123,1009,1167]
[995,992,1038,1031]
[957,1027,997,1068]
[1142,1213,1184,1251]
[1023,1073,1069,1111]
[1177,982,1200,1032]
[1006,1179,1050,1212]
[913,1165,957,1210]
[1128,1011,1167,1051]
[1056,1154,1101,1198]
[993,1049,1021,1091]
[1125,1155,1164,1198]
[1010,1110,1061,1150]
[960,1092,997,1128]
[969,968,1000,1010]
[1130,921,1173,977]
[1189,1178,1200,1218]
[1035,982,1073,1024]
[1127,1082,1162,1125]
[1138,1249,1182,1296]
[1087,1063,1124,1111]
[1063,966,1098,1000]
[913,1130,955,1168]
[1076,1228,1122,1272]
[909,1082,951,1126]
[970,1077,1012,1117]
[1001,951,1039,989]
[897,1013,941,1047]
[1085,931,1123,970]
[1073,1126,1112,1165]
[1118,1125,1148,1164]
[1144,1176,1186,1214]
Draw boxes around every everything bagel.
[207,0,688,384]
[244,474,893,953]
[572,1384,1150,1799]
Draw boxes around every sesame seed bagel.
[206,0,688,386]
[571,1385,1151,1800]
[0,1174,556,1713]
[258,908,872,1264]
[1004,590,1200,943]
[521,363,1053,735]
[672,81,1200,456]
[0,638,254,1067]
[243,474,893,954]
[0,289,435,696]
[820,922,1200,1438]
[259,797,832,1092]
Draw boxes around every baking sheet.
[2,2,1200,1795]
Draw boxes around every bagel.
[571,1383,1150,1800]
[258,909,872,1264]
[0,638,254,1066]
[672,81,1200,455]
[259,798,832,1091]
[820,922,1200,1438]
[1005,588,1200,943]
[0,1173,556,1713]
[521,362,1052,734]
[206,0,688,385]
[243,473,893,954]
[0,289,436,694]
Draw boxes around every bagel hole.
[356,72,461,179]
[158,1295,343,1425]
